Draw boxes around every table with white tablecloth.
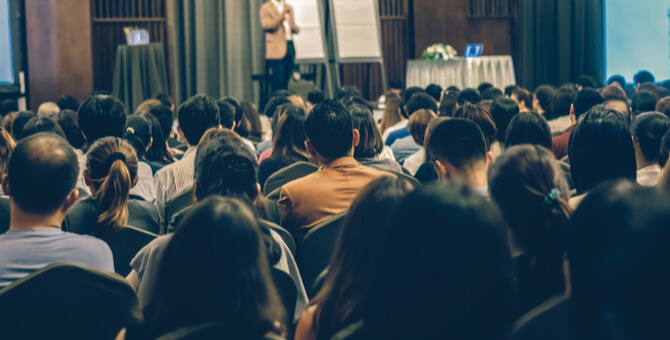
[406,56,516,91]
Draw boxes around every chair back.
[156,322,286,340]
[272,268,297,328]
[510,295,570,340]
[262,220,296,256]
[263,161,319,196]
[330,321,366,340]
[165,187,195,232]
[0,263,139,340]
[301,211,347,294]
[386,170,421,188]
[0,196,9,235]
[107,225,158,276]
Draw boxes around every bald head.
[6,133,78,214]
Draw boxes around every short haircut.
[0,99,18,116]
[56,95,80,112]
[477,83,494,97]
[428,118,487,169]
[634,70,654,85]
[334,86,361,100]
[221,97,244,124]
[307,90,325,105]
[304,99,353,159]
[603,99,632,125]
[8,133,78,214]
[78,95,127,142]
[403,87,425,106]
[389,80,403,90]
[607,75,626,89]
[482,87,503,101]
[552,85,578,118]
[656,97,670,118]
[457,88,482,105]
[601,84,627,101]
[217,100,236,129]
[264,96,291,118]
[425,84,443,102]
[453,102,497,151]
[153,93,172,108]
[569,105,636,194]
[177,94,220,145]
[12,111,36,140]
[21,117,66,140]
[490,97,519,143]
[632,90,659,115]
[504,85,519,97]
[438,91,459,117]
[511,87,532,109]
[533,85,555,117]
[505,111,552,150]
[573,88,604,120]
[630,112,670,163]
[58,109,86,149]
[408,109,437,146]
[406,92,438,117]
[576,75,598,89]
[148,105,174,140]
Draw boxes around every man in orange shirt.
[260,0,300,94]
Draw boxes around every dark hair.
[138,111,174,165]
[552,85,578,118]
[264,96,291,118]
[304,100,353,159]
[425,84,443,102]
[405,92,437,117]
[8,133,78,214]
[453,102,497,151]
[12,111,36,140]
[489,145,571,312]
[307,90,325,105]
[490,97,520,144]
[607,75,626,89]
[271,106,309,162]
[438,91,459,117]
[428,118,487,169]
[389,80,402,90]
[603,99,632,125]
[569,105,636,194]
[217,100,236,129]
[656,97,670,119]
[511,87,533,109]
[630,112,670,164]
[569,180,670,339]
[242,101,263,139]
[359,182,513,339]
[408,109,437,146]
[477,83,493,96]
[505,85,519,97]
[221,97,246,137]
[534,85,555,117]
[57,109,86,149]
[334,86,361,101]
[505,111,552,149]
[601,84,627,101]
[148,105,174,141]
[311,177,414,339]
[573,88,604,121]
[78,95,127,143]
[143,196,284,338]
[21,117,66,140]
[576,75,598,89]
[457,88,482,105]
[660,129,670,169]
[122,115,152,160]
[56,95,80,112]
[482,87,503,101]
[632,90,659,116]
[86,137,138,239]
[634,70,655,85]
[401,87,425,118]
[152,93,172,108]
[177,94,220,145]
[0,99,18,116]
[350,105,383,159]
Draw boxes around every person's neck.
[9,203,64,231]
[458,161,488,189]
[637,157,657,170]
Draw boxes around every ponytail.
[94,158,132,239]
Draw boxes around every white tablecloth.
[406,56,516,91]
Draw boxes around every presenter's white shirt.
[273,0,292,41]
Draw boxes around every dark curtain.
[518,0,604,90]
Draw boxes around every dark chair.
[301,211,347,294]
[263,161,319,196]
[510,295,570,340]
[330,321,366,340]
[164,187,194,234]
[0,263,139,340]
[262,220,296,256]
[310,266,329,296]
[386,170,421,188]
[107,225,158,277]
[156,322,286,340]
[272,268,297,329]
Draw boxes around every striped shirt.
[153,146,197,228]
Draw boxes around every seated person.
[66,137,160,235]
[0,133,113,287]
[630,112,670,186]
[389,93,438,163]
[552,88,604,160]
[350,105,402,173]
[402,109,437,175]
[382,87,425,143]
[453,102,499,157]
[144,105,176,168]
[123,115,157,202]
[278,100,391,237]
[548,85,578,134]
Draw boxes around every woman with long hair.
[378,96,403,135]
[350,105,402,173]
[138,110,175,169]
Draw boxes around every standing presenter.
[260,0,300,94]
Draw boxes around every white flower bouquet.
[421,44,457,60]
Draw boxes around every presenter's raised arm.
[260,3,284,30]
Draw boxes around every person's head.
[425,84,443,102]
[603,99,632,125]
[533,85,555,117]
[217,100,236,129]
[12,111,36,140]
[241,101,263,138]
[349,105,383,159]
[607,75,626,89]
[408,109,437,146]
[0,129,15,175]
[3,112,16,135]
[57,109,85,149]
[601,84,627,101]
[37,102,60,120]
[304,100,357,162]
[143,196,283,338]
[656,97,670,118]
[457,88,482,106]
[123,115,152,160]
[389,80,403,96]
[629,112,670,166]
[271,106,309,162]
[482,87,503,101]
[134,99,161,115]
[505,111,552,149]
[221,97,246,137]
[84,137,139,238]
[153,93,173,110]
[359,182,513,339]
[334,86,361,101]
[78,95,127,143]
[264,96,291,119]
[177,94,220,146]
[438,90,459,117]
[576,75,598,90]
[0,99,18,116]
[569,105,636,194]
[311,177,415,338]
[573,88,605,122]
[477,83,494,97]
[569,180,670,339]
[21,117,66,140]
[552,85,578,118]
[428,118,489,182]
[632,90,659,116]
[405,92,438,118]
[138,111,174,164]
[401,87,426,118]
[505,85,519,97]
[511,87,532,112]
[4,133,79,216]
[307,90,325,111]
[490,97,520,144]
[453,102,497,151]
[379,96,403,134]
[634,70,655,87]
[148,104,174,139]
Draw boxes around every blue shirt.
[391,136,421,164]
[385,127,411,146]
[0,228,114,287]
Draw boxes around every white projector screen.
[331,0,382,60]
[287,0,327,61]
[0,0,14,84]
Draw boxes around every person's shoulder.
[61,231,112,254]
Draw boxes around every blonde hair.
[0,128,15,175]
[287,95,306,109]
[86,137,138,239]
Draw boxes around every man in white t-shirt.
[260,0,300,94]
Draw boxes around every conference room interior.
[0,0,670,339]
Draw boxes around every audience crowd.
[0,69,669,339]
